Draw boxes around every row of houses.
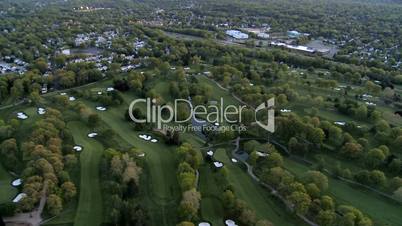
[0,57,28,75]
[75,31,119,48]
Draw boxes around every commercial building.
[225,30,249,39]
[287,30,309,38]
[270,41,315,54]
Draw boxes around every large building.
[225,30,249,39]
[270,41,315,54]
[287,30,309,38]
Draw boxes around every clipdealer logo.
[128,97,275,132]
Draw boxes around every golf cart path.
[4,184,48,226]
[231,137,318,226]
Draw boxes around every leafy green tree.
[316,210,336,226]
[61,182,77,201]
[369,170,386,187]
[321,196,335,210]
[393,187,402,202]
[341,142,363,159]
[46,194,63,216]
[261,152,283,169]
[178,189,201,221]
[287,191,311,215]
[243,140,260,154]
[365,148,386,168]
[302,170,328,191]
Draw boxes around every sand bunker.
[17,112,28,120]
[214,161,224,168]
[13,193,27,203]
[88,132,98,138]
[12,179,22,187]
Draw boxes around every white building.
[225,30,249,39]
[61,49,71,55]
[257,33,270,39]
[270,41,315,53]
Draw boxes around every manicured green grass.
[180,132,206,148]
[152,80,176,104]
[284,157,402,226]
[198,165,224,226]
[196,76,240,107]
[43,201,77,226]
[68,121,104,226]
[213,148,303,226]
[0,163,17,204]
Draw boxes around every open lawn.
[213,148,303,226]
[284,157,402,226]
[198,165,224,226]
[151,79,176,104]
[0,163,17,204]
[0,106,41,145]
[196,76,240,107]
[68,121,104,226]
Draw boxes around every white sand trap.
[12,179,22,187]
[73,145,83,152]
[256,151,269,157]
[13,193,27,203]
[97,91,102,95]
[69,96,76,101]
[280,109,291,113]
[139,134,155,142]
[139,134,150,140]
[17,112,28,120]
[199,223,211,226]
[170,67,176,70]
[38,107,46,115]
[207,151,214,156]
[138,153,145,157]
[334,121,346,126]
[231,158,238,163]
[88,132,98,138]
[214,161,224,168]
[96,106,107,111]
[214,122,220,126]
[60,92,67,96]
[106,87,114,92]
[225,220,238,226]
